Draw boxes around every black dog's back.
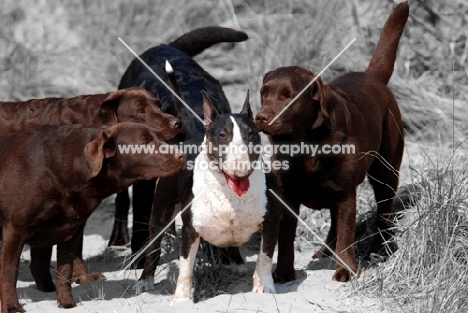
[118,27,248,136]
[119,45,229,135]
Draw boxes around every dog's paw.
[332,268,360,282]
[230,263,247,275]
[312,243,336,259]
[36,281,56,292]
[170,296,191,306]
[252,281,276,294]
[75,272,107,285]
[272,270,296,284]
[91,272,107,281]
[172,282,193,305]
[3,302,26,313]
[312,248,333,260]
[131,277,155,292]
[253,271,276,294]
[57,297,77,309]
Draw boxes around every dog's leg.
[138,176,179,292]
[73,258,106,284]
[30,232,105,292]
[171,226,200,304]
[108,189,130,246]
[55,229,84,309]
[0,225,26,313]
[274,196,300,283]
[72,229,106,284]
[367,171,399,255]
[253,237,276,293]
[30,246,56,292]
[227,247,247,275]
[367,133,404,256]
[312,208,337,259]
[131,179,157,268]
[253,196,281,293]
[333,194,359,282]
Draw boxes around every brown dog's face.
[255,66,330,138]
[85,122,186,181]
[99,88,181,141]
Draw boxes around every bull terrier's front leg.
[253,237,276,294]
[171,227,200,304]
[253,192,281,293]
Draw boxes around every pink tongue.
[224,174,250,196]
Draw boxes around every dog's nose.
[175,152,187,169]
[171,118,181,129]
[255,112,271,124]
[175,152,186,163]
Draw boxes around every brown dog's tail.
[365,2,409,85]
[168,26,248,57]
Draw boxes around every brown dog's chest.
[275,133,373,209]
[278,155,353,209]
[27,220,84,247]
[286,175,345,209]
[26,198,100,247]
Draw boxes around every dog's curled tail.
[365,2,409,85]
[168,26,248,57]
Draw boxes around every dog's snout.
[175,151,186,163]
[171,118,181,129]
[255,112,271,124]
[175,152,186,170]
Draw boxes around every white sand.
[15,195,386,313]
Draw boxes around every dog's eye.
[281,89,292,99]
[219,131,226,138]
[137,108,146,115]
[248,130,255,137]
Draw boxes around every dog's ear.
[98,91,124,125]
[310,77,332,130]
[311,76,331,119]
[202,91,218,125]
[239,90,253,118]
[84,127,118,179]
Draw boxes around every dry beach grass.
[1,0,467,312]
